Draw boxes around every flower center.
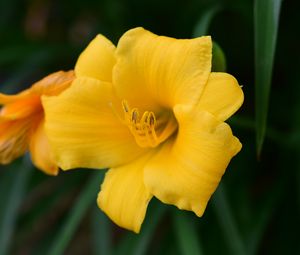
[121,100,177,148]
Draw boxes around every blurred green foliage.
[0,0,299,254]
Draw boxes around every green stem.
[47,171,105,255]
[212,184,247,255]
[0,158,32,255]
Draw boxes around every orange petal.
[0,91,32,104]
[0,119,31,164]
[0,71,74,105]
[0,95,41,120]
[31,70,75,96]
[0,71,74,120]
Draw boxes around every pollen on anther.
[148,112,156,126]
[131,109,139,123]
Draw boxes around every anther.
[131,109,139,123]
[148,112,156,126]
[140,111,149,126]
[120,100,176,148]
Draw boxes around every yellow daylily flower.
[43,27,244,233]
[0,71,74,175]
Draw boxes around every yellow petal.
[29,118,59,175]
[197,72,244,121]
[42,77,146,170]
[113,27,212,111]
[75,35,116,82]
[144,105,241,216]
[98,153,153,233]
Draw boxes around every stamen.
[122,101,129,113]
[121,100,176,148]
[131,109,139,124]
[149,112,155,126]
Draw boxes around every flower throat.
[121,100,177,148]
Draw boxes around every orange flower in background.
[0,71,74,175]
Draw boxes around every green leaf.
[173,211,204,255]
[212,42,227,72]
[193,5,221,37]
[131,203,167,255]
[192,5,227,73]
[247,174,286,255]
[91,205,113,255]
[114,234,135,255]
[114,201,167,255]
[0,158,32,255]
[47,171,105,255]
[254,0,282,155]
[212,184,247,255]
